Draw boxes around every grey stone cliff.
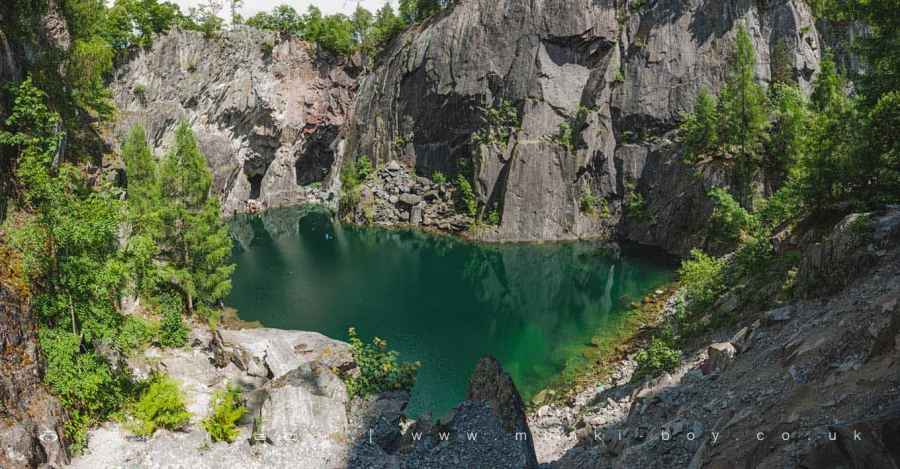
[111,0,827,255]
[110,28,358,215]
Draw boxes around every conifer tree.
[124,124,161,232]
[718,25,770,206]
[123,124,162,295]
[159,122,234,313]
[681,88,719,163]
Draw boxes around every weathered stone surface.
[110,28,357,215]
[706,342,737,372]
[219,328,352,379]
[0,260,67,469]
[345,0,823,252]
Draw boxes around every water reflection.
[228,207,673,416]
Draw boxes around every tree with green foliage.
[245,4,304,35]
[680,88,719,163]
[455,174,477,217]
[794,58,854,211]
[159,122,235,314]
[399,0,445,23]
[122,125,163,295]
[104,0,186,52]
[364,2,406,54]
[766,83,810,179]
[351,4,374,44]
[717,25,770,205]
[123,125,162,230]
[39,328,129,449]
[188,0,225,38]
[303,6,355,55]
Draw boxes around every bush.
[633,337,681,381]
[624,186,651,222]
[39,328,129,451]
[116,316,159,355]
[431,171,447,185]
[340,156,371,216]
[343,327,420,398]
[678,249,726,312]
[732,236,774,278]
[486,209,501,226]
[356,155,374,180]
[552,106,591,152]
[203,385,247,443]
[128,374,191,437]
[472,98,519,147]
[708,187,757,243]
[455,174,478,217]
[580,188,599,214]
[158,295,188,348]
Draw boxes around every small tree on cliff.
[718,25,770,206]
[159,122,234,314]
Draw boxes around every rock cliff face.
[110,28,358,215]
[112,0,825,254]
[345,0,822,251]
[0,255,67,469]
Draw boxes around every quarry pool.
[227,207,674,417]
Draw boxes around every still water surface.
[228,207,673,417]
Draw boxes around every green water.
[227,207,674,417]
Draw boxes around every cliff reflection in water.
[228,207,673,416]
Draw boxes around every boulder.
[260,362,349,447]
[398,193,422,206]
[707,343,737,372]
[467,356,539,468]
[765,305,794,326]
[219,328,352,379]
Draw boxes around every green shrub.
[39,329,129,451]
[633,337,680,381]
[580,188,598,214]
[472,98,520,147]
[732,235,774,277]
[128,374,191,437]
[158,295,188,348]
[202,385,247,443]
[552,106,591,152]
[343,327,420,398]
[455,174,478,217]
[708,187,757,243]
[356,155,374,180]
[678,249,726,312]
[116,316,159,355]
[340,156,371,215]
[624,186,651,222]
[431,171,447,185]
[486,209,501,226]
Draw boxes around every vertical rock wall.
[110,28,359,215]
[346,0,823,252]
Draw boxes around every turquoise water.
[227,207,673,417]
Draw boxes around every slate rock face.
[345,0,823,252]
[110,27,358,215]
[0,264,67,468]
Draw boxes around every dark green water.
[227,207,673,417]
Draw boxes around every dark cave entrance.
[249,174,263,200]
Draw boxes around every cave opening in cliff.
[249,174,263,200]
